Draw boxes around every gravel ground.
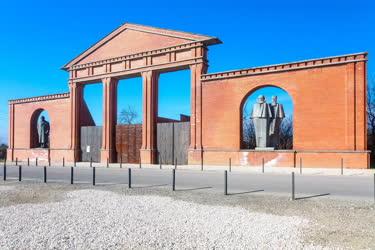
[0,182,374,249]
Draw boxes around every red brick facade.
[7,23,370,168]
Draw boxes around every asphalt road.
[1,165,374,201]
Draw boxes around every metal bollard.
[224,170,228,195]
[107,158,109,168]
[18,165,22,182]
[36,157,38,167]
[128,168,132,188]
[44,166,47,183]
[341,158,344,175]
[16,157,18,166]
[93,167,96,186]
[159,153,162,170]
[299,158,302,174]
[70,167,74,185]
[172,169,176,191]
[229,158,232,172]
[262,158,265,173]
[292,172,295,200]
[3,165,6,181]
[63,157,65,167]
[27,158,30,166]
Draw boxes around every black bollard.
[74,160,76,168]
[120,155,122,169]
[262,158,265,173]
[341,158,344,175]
[128,168,132,188]
[36,157,38,166]
[172,169,176,191]
[107,158,109,168]
[18,165,22,182]
[63,157,65,167]
[229,158,232,172]
[159,153,162,170]
[175,158,177,170]
[48,157,51,167]
[27,158,30,166]
[93,167,96,186]
[16,157,18,166]
[224,170,228,195]
[3,165,6,181]
[70,167,74,184]
[292,172,295,200]
[139,158,142,169]
[44,166,47,183]
[90,157,93,168]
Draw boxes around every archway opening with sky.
[241,86,293,150]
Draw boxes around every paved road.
[1,165,374,201]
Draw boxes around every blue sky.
[0,0,373,143]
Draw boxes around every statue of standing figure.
[269,96,285,149]
[251,95,285,149]
[38,116,50,148]
[251,95,272,148]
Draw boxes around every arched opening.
[30,109,51,148]
[240,86,293,150]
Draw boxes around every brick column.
[140,70,159,164]
[69,81,83,162]
[101,77,119,163]
[188,62,207,163]
[7,103,15,161]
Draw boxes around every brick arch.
[30,108,51,148]
[239,84,294,149]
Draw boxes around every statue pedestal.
[255,147,275,151]
[30,148,50,162]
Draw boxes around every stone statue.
[38,116,50,148]
[268,96,285,148]
[251,95,272,148]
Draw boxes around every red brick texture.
[194,53,369,168]
[7,24,369,168]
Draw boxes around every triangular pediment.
[63,23,221,69]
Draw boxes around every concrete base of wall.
[189,149,370,169]
[8,148,76,164]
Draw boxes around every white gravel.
[0,186,14,192]
[0,189,314,249]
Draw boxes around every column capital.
[102,77,119,85]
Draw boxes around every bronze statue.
[251,95,285,149]
[268,96,285,148]
[251,95,272,148]
[38,116,50,148]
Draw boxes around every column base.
[101,149,117,164]
[6,149,14,161]
[188,148,203,165]
[140,149,157,164]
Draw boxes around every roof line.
[62,22,221,70]
[202,52,368,78]
[9,92,70,105]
